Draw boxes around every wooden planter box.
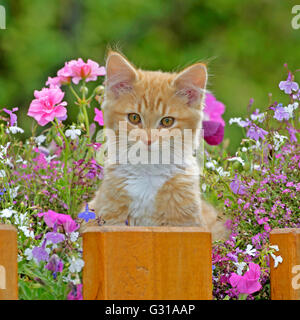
[0,225,18,300]
[82,226,212,300]
[1,224,299,300]
[270,228,300,300]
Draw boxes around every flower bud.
[77,112,85,123]
[94,85,104,95]
[232,161,242,171]
[80,86,88,96]
[54,135,63,147]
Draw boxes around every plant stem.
[53,118,70,173]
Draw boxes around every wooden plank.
[270,228,300,300]
[0,224,18,300]
[83,226,212,300]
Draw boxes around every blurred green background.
[0,0,299,152]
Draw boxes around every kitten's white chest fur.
[114,164,185,225]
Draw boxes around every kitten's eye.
[128,113,141,125]
[160,117,175,128]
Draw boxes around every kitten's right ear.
[105,51,137,98]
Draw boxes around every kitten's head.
[102,51,207,164]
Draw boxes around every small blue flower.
[0,188,6,201]
[78,203,96,222]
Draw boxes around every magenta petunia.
[27,87,68,126]
[94,107,104,126]
[37,210,79,233]
[203,93,225,145]
[204,93,225,126]
[229,262,262,295]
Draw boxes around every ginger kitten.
[85,51,228,241]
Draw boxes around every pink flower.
[28,87,67,126]
[94,108,104,126]
[203,93,225,145]
[67,284,83,300]
[257,217,268,225]
[204,93,225,126]
[66,58,106,84]
[37,210,79,233]
[229,262,262,295]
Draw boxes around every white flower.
[241,147,247,152]
[14,211,27,226]
[70,232,79,242]
[270,245,279,252]
[0,207,17,218]
[24,248,33,261]
[233,262,247,275]
[0,143,11,162]
[228,156,245,166]
[46,155,57,163]
[250,112,265,123]
[9,186,20,199]
[35,135,46,145]
[16,155,27,165]
[270,253,283,268]
[6,126,24,134]
[216,167,230,177]
[205,160,217,170]
[68,257,85,273]
[62,274,81,285]
[229,117,242,125]
[19,226,35,238]
[201,183,207,193]
[273,132,288,151]
[285,102,298,118]
[0,170,6,178]
[244,244,256,256]
[65,126,81,140]
[5,157,14,168]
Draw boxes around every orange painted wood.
[83,226,212,300]
[270,228,300,300]
[0,224,18,300]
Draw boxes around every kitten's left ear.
[173,63,207,107]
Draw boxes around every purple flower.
[279,72,299,94]
[32,240,49,263]
[45,254,64,279]
[45,232,65,244]
[250,109,265,123]
[246,125,268,141]
[3,107,18,126]
[230,176,247,195]
[273,104,290,121]
[78,203,96,222]
[287,126,298,143]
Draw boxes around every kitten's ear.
[105,51,137,98]
[173,63,207,107]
